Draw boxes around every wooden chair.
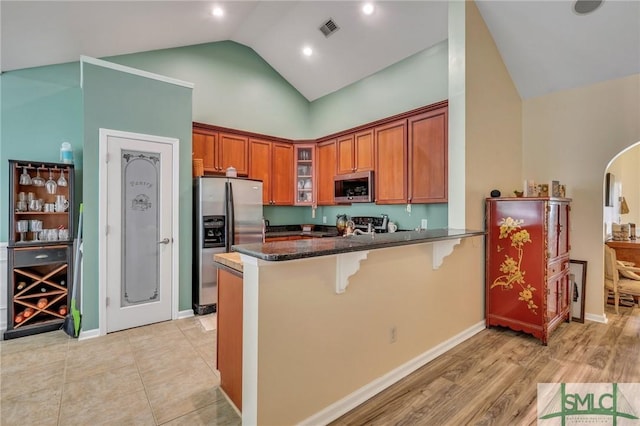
[604,245,640,313]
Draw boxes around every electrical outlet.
[390,326,397,343]
[421,219,428,229]
[322,216,327,224]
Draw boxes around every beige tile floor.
[0,314,241,425]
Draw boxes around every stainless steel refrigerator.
[193,176,263,314]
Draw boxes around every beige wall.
[523,73,640,318]
[465,1,523,232]
[255,238,484,425]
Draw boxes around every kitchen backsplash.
[263,203,447,231]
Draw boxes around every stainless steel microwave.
[334,171,374,203]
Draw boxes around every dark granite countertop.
[233,228,485,261]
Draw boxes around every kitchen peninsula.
[231,228,484,425]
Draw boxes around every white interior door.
[100,129,177,333]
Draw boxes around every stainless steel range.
[350,214,389,233]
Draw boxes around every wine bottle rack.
[5,159,75,340]
[4,245,72,339]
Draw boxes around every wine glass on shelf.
[30,220,43,241]
[16,220,28,242]
[19,167,32,185]
[57,168,68,187]
[45,169,57,194]
[31,168,45,187]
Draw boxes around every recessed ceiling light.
[302,46,313,57]
[573,0,603,15]
[362,3,375,15]
[212,6,224,17]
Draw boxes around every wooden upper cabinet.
[192,131,216,172]
[317,140,337,206]
[248,139,272,205]
[271,143,294,205]
[407,107,448,204]
[249,139,293,205]
[354,129,374,172]
[336,130,374,175]
[193,124,248,175]
[374,119,407,204]
[336,134,355,175]
[218,133,248,176]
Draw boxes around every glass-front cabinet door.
[294,144,315,206]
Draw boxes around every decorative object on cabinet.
[612,223,631,241]
[193,158,204,177]
[620,196,630,214]
[490,189,501,198]
[569,259,587,323]
[485,197,572,345]
[5,159,75,339]
[603,245,640,314]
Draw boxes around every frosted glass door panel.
[121,150,160,307]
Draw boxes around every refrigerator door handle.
[225,181,235,252]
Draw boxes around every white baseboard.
[298,321,486,426]
[585,312,608,324]
[0,243,8,334]
[178,309,194,319]
[78,328,101,340]
[80,309,194,340]
[78,309,193,340]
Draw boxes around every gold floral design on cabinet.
[490,217,538,314]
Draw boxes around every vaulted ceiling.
[1,1,638,101]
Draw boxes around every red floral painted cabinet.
[485,197,571,345]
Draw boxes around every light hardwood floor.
[331,304,640,426]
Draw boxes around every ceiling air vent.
[319,18,340,38]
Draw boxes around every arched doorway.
[603,141,640,311]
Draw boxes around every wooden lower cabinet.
[485,197,572,345]
[217,268,243,411]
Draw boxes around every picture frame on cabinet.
[570,259,587,323]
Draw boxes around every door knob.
[158,238,171,244]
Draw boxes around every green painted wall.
[82,62,192,329]
[309,41,449,137]
[105,41,310,139]
[2,40,451,332]
[267,40,450,228]
[0,63,83,241]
